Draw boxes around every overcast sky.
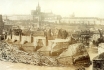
[0,0,104,17]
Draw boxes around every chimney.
[10,29,12,39]
[0,35,1,41]
[31,33,33,43]
[46,36,48,46]
[5,32,7,39]
[19,30,22,41]
[0,15,3,22]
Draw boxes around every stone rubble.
[0,41,91,67]
[0,41,58,66]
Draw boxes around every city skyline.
[0,0,104,17]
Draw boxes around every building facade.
[0,15,4,35]
[60,17,102,25]
[2,3,104,25]
[31,3,60,23]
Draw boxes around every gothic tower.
[36,2,41,15]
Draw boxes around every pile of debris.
[0,41,58,66]
[58,43,91,67]
[0,41,91,67]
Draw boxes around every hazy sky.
[0,0,104,17]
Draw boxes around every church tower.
[36,2,41,15]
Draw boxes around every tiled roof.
[32,31,44,36]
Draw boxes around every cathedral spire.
[36,1,41,13]
[38,1,39,7]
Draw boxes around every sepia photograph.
[0,0,104,70]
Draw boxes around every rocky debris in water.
[0,42,58,66]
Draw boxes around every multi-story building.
[2,2,104,25]
[3,3,60,24]
[0,15,4,35]
[3,15,33,21]
[60,17,103,25]
[31,3,60,24]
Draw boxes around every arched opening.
[24,41,28,44]
[14,40,17,42]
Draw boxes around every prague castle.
[3,3,60,24]
[2,3,104,25]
